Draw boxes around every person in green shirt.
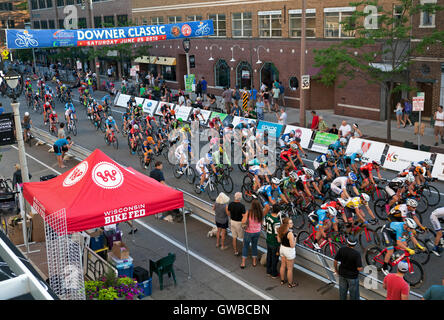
[140,85,146,97]
[422,278,444,300]
[265,204,281,278]
[318,115,329,132]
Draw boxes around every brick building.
[0,0,30,51]
[130,0,444,121]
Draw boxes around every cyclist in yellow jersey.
[344,193,378,225]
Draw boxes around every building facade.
[0,0,30,52]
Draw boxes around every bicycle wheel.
[296,230,313,249]
[407,239,430,265]
[372,187,387,202]
[403,260,424,288]
[207,182,219,202]
[139,155,146,169]
[72,123,77,136]
[241,184,253,203]
[185,167,196,185]
[112,136,118,149]
[194,184,203,195]
[364,245,384,267]
[322,240,340,259]
[359,228,378,250]
[416,197,428,214]
[100,120,106,133]
[238,162,248,173]
[290,207,305,230]
[423,185,440,207]
[121,123,127,137]
[173,164,183,179]
[373,198,389,220]
[104,134,111,146]
[220,175,233,194]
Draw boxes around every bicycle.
[173,161,196,184]
[296,226,341,259]
[421,178,440,207]
[49,121,58,136]
[215,165,234,194]
[104,130,118,149]
[195,172,219,201]
[424,222,444,256]
[365,245,424,287]
[66,114,77,136]
[139,151,154,170]
[280,202,306,230]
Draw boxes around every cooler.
[89,234,105,251]
[109,254,133,278]
[138,278,152,298]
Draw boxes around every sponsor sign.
[104,204,147,225]
[6,20,214,49]
[184,74,195,92]
[256,121,284,138]
[209,112,229,122]
[413,95,424,112]
[155,102,176,116]
[431,153,444,181]
[115,93,131,108]
[383,145,432,172]
[282,125,313,149]
[63,161,88,187]
[345,138,386,163]
[0,113,15,146]
[195,109,212,125]
[142,99,158,115]
[134,97,144,107]
[174,106,193,121]
[92,162,124,190]
[310,132,339,153]
[231,116,257,128]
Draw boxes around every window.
[236,61,252,90]
[57,0,64,6]
[38,0,46,9]
[78,17,87,28]
[260,62,279,89]
[58,19,64,28]
[232,12,252,37]
[187,15,202,21]
[161,65,176,81]
[104,16,114,27]
[289,76,299,90]
[324,8,356,38]
[393,5,404,27]
[289,10,316,38]
[48,20,55,29]
[66,0,73,5]
[33,20,40,28]
[209,14,226,37]
[31,0,38,10]
[151,17,164,25]
[40,20,48,29]
[117,15,128,26]
[94,16,102,28]
[168,16,182,24]
[9,20,15,28]
[258,11,282,38]
[215,59,230,87]
[46,0,53,8]
[420,0,436,27]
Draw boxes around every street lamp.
[207,44,220,61]
[230,45,244,63]
[255,45,269,64]
[182,38,191,76]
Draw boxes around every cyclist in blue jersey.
[313,150,336,181]
[105,116,119,142]
[279,130,295,148]
[64,99,77,124]
[308,207,338,250]
[380,218,425,274]
[257,177,288,216]
[328,138,347,158]
[343,150,363,174]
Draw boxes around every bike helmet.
[206,153,213,162]
[406,173,415,183]
[133,124,139,130]
[177,118,183,123]
[24,112,29,117]
[289,171,298,180]
[327,150,334,157]
[271,177,280,185]
[348,172,358,182]
[108,116,113,121]
[138,104,143,108]
[45,101,50,106]
[372,160,381,166]
[36,92,39,95]
[355,150,363,156]
[293,137,301,143]
[340,138,347,144]
[424,159,432,166]
[337,198,347,207]
[406,198,418,208]
[405,218,417,230]
[290,130,295,136]
[52,110,56,115]
[304,168,314,177]
[360,193,370,203]
[290,143,298,151]
[327,207,337,217]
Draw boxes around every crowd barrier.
[113,93,440,181]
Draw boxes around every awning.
[134,56,176,66]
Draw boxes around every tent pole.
[182,208,191,280]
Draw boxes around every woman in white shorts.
[277,218,298,288]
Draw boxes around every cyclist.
[190,108,205,123]
[321,198,347,228]
[384,173,416,213]
[313,150,336,181]
[133,103,143,120]
[247,157,270,192]
[343,150,363,174]
[359,160,383,191]
[196,153,218,192]
[175,140,191,174]
[279,130,295,148]
[122,109,132,133]
[380,218,425,275]
[105,116,120,142]
[328,138,347,158]
[344,193,378,225]
[141,137,155,169]
[429,207,444,256]
[33,91,41,110]
[289,137,308,159]
[308,207,338,250]
[48,110,58,133]
[295,168,323,201]
[331,172,360,200]
[257,178,288,216]
[280,143,305,177]
[127,96,137,110]
[43,101,53,125]
[280,171,299,203]
[388,198,426,231]
[64,99,77,123]
[22,112,32,143]
[129,124,143,154]
[44,89,53,105]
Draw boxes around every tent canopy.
[22,149,183,234]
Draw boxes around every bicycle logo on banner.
[92,162,124,189]
[14,31,39,48]
[195,22,211,36]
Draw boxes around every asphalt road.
[1,81,443,295]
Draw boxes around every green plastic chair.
[149,253,176,290]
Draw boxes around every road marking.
[135,219,275,300]
[11,145,62,175]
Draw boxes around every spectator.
[213,192,230,250]
[334,235,363,300]
[329,124,339,135]
[422,277,444,300]
[12,164,32,189]
[272,84,280,112]
[383,260,410,300]
[403,98,413,127]
[395,100,405,129]
[195,78,202,98]
[250,86,258,108]
[434,105,444,146]
[262,88,271,113]
[310,111,319,130]
[228,192,246,256]
[53,136,73,168]
[240,199,263,269]
[222,87,233,114]
[0,102,3,115]
[232,87,241,108]
[200,76,208,101]
[107,66,113,79]
[231,101,241,116]
[278,81,285,107]
[149,161,166,185]
[351,123,363,139]
[265,204,281,279]
[277,217,297,288]
[338,120,352,139]
[139,84,146,97]
[318,115,329,132]
[178,92,185,106]
[58,122,65,139]
[277,107,287,125]
[256,95,265,121]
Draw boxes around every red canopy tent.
[22,149,184,234]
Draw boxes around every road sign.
[1,50,10,60]
[301,75,310,90]
[413,93,424,112]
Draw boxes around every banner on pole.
[6,20,214,49]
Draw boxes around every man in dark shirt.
[334,235,363,300]
[329,124,339,135]
[227,192,246,256]
[149,161,165,185]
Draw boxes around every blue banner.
[6,20,214,49]
[256,121,284,138]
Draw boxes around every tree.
[313,0,444,142]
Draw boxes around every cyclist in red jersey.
[280,144,304,176]
[129,124,143,153]
[359,160,383,190]
[43,101,53,125]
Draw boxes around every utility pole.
[299,0,307,128]
[87,0,100,85]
